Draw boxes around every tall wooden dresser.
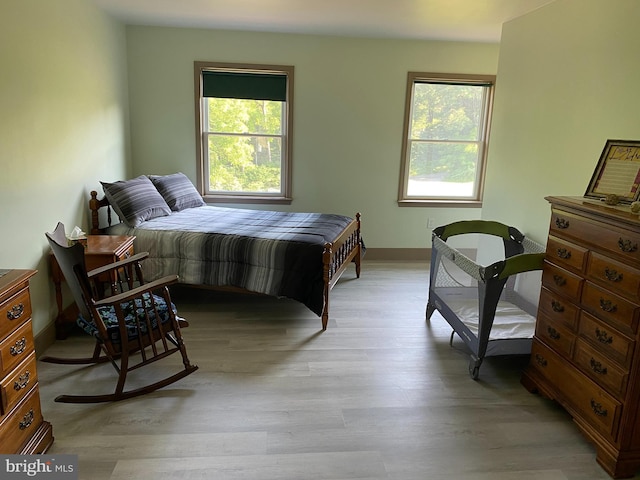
[522,196,640,478]
[0,270,53,454]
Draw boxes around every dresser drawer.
[574,339,628,399]
[0,287,31,341]
[530,340,622,440]
[551,209,640,264]
[546,235,588,273]
[0,387,43,455]
[581,281,640,334]
[578,311,635,368]
[587,252,640,301]
[1,352,37,417]
[0,320,34,379]
[538,286,580,330]
[542,261,584,301]
[536,312,575,358]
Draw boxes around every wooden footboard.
[89,191,362,330]
[322,213,362,330]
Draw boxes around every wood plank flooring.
[36,261,638,480]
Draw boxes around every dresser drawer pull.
[14,370,30,391]
[595,328,614,345]
[603,268,623,282]
[10,337,27,356]
[7,303,24,320]
[553,274,566,287]
[555,218,570,229]
[547,326,561,340]
[599,298,617,313]
[551,300,565,313]
[590,399,608,417]
[556,248,571,260]
[618,238,638,253]
[535,353,548,367]
[590,358,608,375]
[19,409,34,430]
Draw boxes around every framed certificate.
[585,140,640,203]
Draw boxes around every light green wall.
[0,0,130,337]
[484,0,640,244]
[126,27,500,248]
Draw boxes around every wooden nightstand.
[50,235,135,339]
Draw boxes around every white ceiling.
[89,0,554,43]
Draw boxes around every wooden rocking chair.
[42,222,198,403]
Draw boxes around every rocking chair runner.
[42,222,198,403]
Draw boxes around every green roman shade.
[202,71,287,101]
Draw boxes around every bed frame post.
[322,243,332,331]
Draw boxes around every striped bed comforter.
[106,205,355,316]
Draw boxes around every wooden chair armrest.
[93,275,179,307]
[87,252,150,278]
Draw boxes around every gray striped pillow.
[101,175,172,227]
[149,172,205,211]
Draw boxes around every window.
[398,72,495,206]
[195,62,294,204]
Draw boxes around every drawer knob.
[535,353,548,367]
[555,218,570,229]
[595,328,614,345]
[10,337,27,356]
[551,300,565,313]
[590,399,608,417]
[590,358,608,375]
[14,370,30,391]
[553,274,566,287]
[7,303,24,320]
[19,409,34,430]
[557,248,571,260]
[547,326,561,340]
[604,268,623,282]
[618,238,638,253]
[599,298,617,313]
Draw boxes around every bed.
[89,174,363,330]
[426,220,545,379]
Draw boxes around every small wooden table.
[50,235,135,339]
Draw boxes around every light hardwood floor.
[36,261,639,480]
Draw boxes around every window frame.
[397,72,495,207]
[194,61,294,204]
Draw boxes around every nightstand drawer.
[0,321,34,379]
[0,287,31,341]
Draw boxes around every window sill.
[204,195,293,206]
[397,199,483,208]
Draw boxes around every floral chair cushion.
[77,293,176,345]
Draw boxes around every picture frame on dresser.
[584,139,640,204]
